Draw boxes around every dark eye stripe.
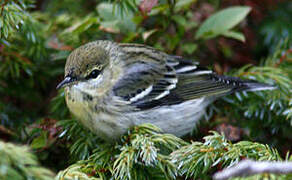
[86,69,100,79]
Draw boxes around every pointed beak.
[56,76,74,89]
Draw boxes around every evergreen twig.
[0,140,54,180]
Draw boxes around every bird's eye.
[86,69,100,79]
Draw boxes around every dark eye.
[86,69,100,79]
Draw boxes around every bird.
[57,40,275,141]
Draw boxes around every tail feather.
[214,74,276,94]
[241,81,277,92]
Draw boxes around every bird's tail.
[214,74,277,94]
[241,81,276,92]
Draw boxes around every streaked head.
[57,40,123,97]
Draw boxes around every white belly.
[66,87,211,140]
[130,98,210,137]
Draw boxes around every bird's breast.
[65,87,133,140]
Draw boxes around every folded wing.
[113,45,274,110]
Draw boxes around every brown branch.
[238,71,258,77]
[0,125,15,136]
[0,0,8,16]
[0,46,32,64]
[274,48,292,67]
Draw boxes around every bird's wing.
[112,50,179,109]
[113,44,273,110]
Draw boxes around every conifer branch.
[0,140,54,180]
[170,131,281,179]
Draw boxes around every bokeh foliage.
[0,0,291,179]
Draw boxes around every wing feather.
[113,44,272,110]
[113,50,178,106]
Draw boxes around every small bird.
[57,40,275,141]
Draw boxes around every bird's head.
[57,40,123,97]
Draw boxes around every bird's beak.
[56,76,75,89]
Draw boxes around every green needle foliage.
[0,0,33,39]
[57,123,187,180]
[56,126,291,180]
[57,119,101,161]
[171,131,281,179]
[0,140,54,180]
[214,39,292,147]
